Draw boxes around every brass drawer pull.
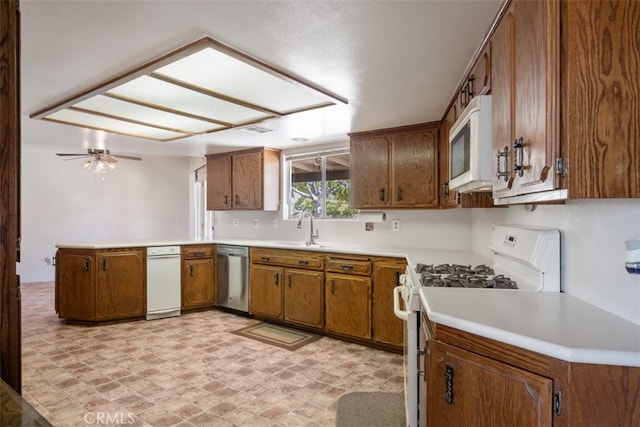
[341,264,354,270]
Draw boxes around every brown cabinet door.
[284,269,324,329]
[182,258,215,309]
[491,6,515,197]
[390,128,439,208]
[371,260,405,347]
[350,136,390,208]
[511,0,558,195]
[232,151,263,209]
[563,0,640,198]
[207,154,232,210]
[95,249,145,320]
[492,1,559,199]
[249,264,283,319]
[439,107,459,208]
[56,250,96,320]
[324,273,371,339]
[427,341,553,427]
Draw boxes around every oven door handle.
[393,286,411,321]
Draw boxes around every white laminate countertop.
[55,238,640,367]
[420,288,640,367]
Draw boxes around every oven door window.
[450,121,470,180]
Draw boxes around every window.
[285,148,358,220]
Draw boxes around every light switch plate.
[253,219,259,228]
[272,219,278,228]
[233,218,239,227]
[392,219,400,232]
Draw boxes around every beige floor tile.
[21,282,404,426]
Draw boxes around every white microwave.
[448,95,493,193]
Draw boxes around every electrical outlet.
[392,219,401,232]
[253,219,259,228]
[272,219,278,228]
[233,218,239,227]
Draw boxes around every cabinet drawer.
[183,245,215,259]
[251,248,324,270]
[326,258,371,276]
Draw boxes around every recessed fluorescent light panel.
[31,36,348,142]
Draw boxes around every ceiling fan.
[56,148,141,173]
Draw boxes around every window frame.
[282,144,357,221]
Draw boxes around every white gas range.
[394,225,561,427]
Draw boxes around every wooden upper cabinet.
[350,123,439,209]
[562,0,640,198]
[206,154,232,210]
[206,147,280,211]
[390,128,438,208]
[439,107,459,208]
[471,44,491,97]
[492,0,560,201]
[350,135,390,208]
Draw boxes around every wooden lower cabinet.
[56,248,145,322]
[371,259,406,347]
[428,341,553,427]
[250,264,324,329]
[249,264,283,319]
[324,272,372,340]
[283,269,324,329]
[182,258,215,309]
[424,322,640,426]
[182,245,216,310]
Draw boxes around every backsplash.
[217,200,640,325]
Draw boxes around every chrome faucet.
[297,212,319,246]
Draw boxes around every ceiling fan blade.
[56,153,88,156]
[111,154,142,161]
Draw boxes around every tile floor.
[21,282,404,426]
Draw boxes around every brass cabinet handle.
[379,188,385,202]
[341,264,354,271]
[330,279,335,294]
[83,258,90,271]
[235,194,240,205]
[223,195,228,205]
[102,258,108,271]
[274,273,280,285]
[298,260,309,266]
[397,186,403,202]
[288,274,292,288]
[190,265,194,277]
[261,256,270,261]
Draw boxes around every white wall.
[214,199,640,325]
[213,208,473,251]
[471,200,640,325]
[20,146,191,283]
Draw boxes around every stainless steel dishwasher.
[216,245,249,314]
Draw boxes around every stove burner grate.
[418,265,517,289]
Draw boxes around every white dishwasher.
[146,246,181,320]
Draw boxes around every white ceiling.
[20,0,502,158]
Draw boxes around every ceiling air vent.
[239,125,275,134]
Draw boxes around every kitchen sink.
[267,240,332,249]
